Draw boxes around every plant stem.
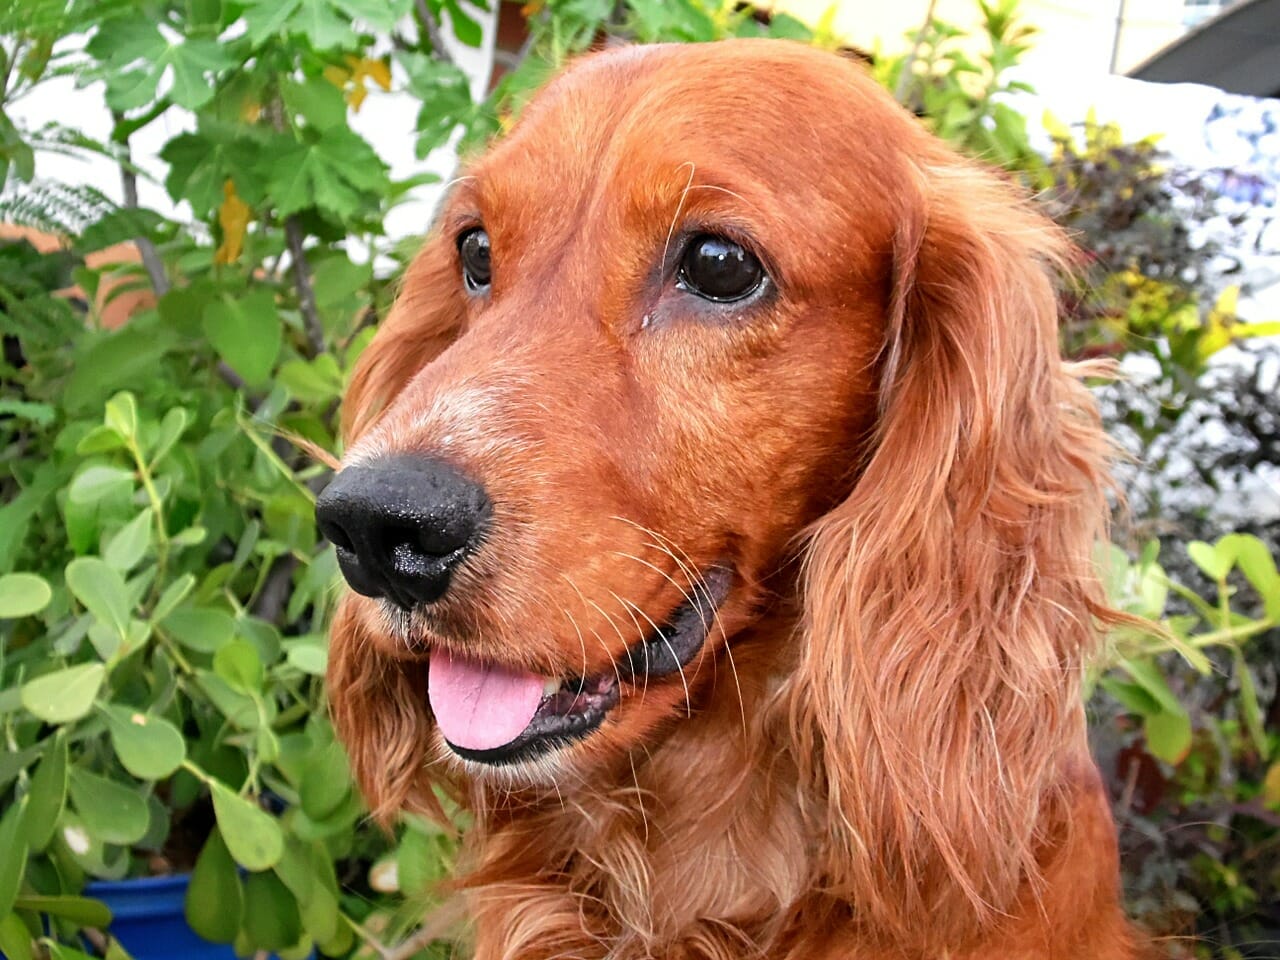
[284,215,326,357]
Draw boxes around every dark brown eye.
[458,227,491,291]
[677,234,763,303]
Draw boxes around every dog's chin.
[425,565,734,776]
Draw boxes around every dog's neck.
[456,612,811,959]
[449,608,1134,960]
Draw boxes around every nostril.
[323,522,355,554]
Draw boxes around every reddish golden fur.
[327,40,1153,959]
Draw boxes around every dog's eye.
[458,227,491,291]
[677,234,763,303]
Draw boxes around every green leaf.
[1234,650,1269,760]
[1098,677,1161,717]
[0,911,33,960]
[203,291,282,387]
[68,769,150,846]
[168,38,236,109]
[214,640,264,693]
[210,781,283,870]
[75,425,126,456]
[241,870,302,952]
[20,664,106,724]
[12,895,111,928]
[1118,658,1182,716]
[282,77,347,132]
[285,639,327,676]
[152,574,195,623]
[1187,539,1230,581]
[103,705,186,779]
[265,128,387,220]
[0,572,52,618]
[25,731,68,851]
[0,798,29,918]
[104,511,153,572]
[149,407,191,467]
[196,671,260,728]
[1144,708,1192,765]
[162,606,236,653]
[67,465,134,506]
[185,828,243,943]
[275,839,339,946]
[161,130,264,216]
[104,392,138,440]
[300,740,350,822]
[66,557,131,640]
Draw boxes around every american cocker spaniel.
[318,39,1154,960]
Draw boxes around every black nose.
[315,455,492,609]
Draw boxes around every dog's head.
[322,38,1112,936]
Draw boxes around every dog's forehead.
[461,41,912,243]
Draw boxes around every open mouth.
[428,565,732,766]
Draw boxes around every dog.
[318,39,1154,960]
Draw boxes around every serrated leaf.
[186,828,243,943]
[266,128,387,220]
[66,557,131,639]
[282,76,347,131]
[103,705,186,779]
[20,664,106,724]
[210,781,283,870]
[0,572,52,618]
[203,291,282,387]
[68,769,149,846]
[26,730,68,851]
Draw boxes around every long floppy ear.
[342,234,465,442]
[326,599,436,822]
[788,160,1116,947]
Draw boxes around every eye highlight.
[677,234,764,303]
[458,227,491,291]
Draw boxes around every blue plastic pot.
[84,875,311,960]
[85,874,234,960]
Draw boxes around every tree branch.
[893,0,941,106]
[284,215,325,357]
[114,121,170,299]
[415,0,456,67]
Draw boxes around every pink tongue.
[428,651,547,751]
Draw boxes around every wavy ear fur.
[341,234,465,442]
[328,235,463,821]
[789,160,1115,947]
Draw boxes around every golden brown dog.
[319,39,1152,960]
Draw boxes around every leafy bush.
[1,0,1277,957]
[0,2,814,958]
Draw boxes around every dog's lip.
[440,564,734,766]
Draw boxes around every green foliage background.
[0,1,1276,958]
